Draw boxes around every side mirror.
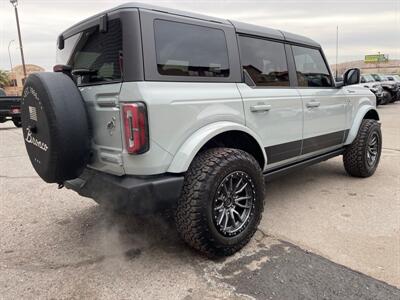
[343,68,361,86]
[57,35,64,50]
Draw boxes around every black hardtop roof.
[60,2,320,48]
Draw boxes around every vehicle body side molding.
[167,121,267,173]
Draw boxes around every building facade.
[4,64,45,96]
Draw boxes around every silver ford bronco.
[21,3,381,257]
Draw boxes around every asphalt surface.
[0,103,399,299]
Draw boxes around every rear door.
[236,35,303,167]
[57,17,125,175]
[292,45,347,155]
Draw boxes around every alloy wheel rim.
[212,171,255,237]
[366,132,379,167]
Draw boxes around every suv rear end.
[56,9,147,176]
[55,6,241,212]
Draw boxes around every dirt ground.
[0,103,399,299]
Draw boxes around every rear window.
[56,19,122,85]
[154,20,230,78]
[238,36,289,87]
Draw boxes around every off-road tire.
[343,119,381,178]
[381,91,391,105]
[21,72,90,183]
[175,148,265,257]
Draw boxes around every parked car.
[385,74,400,82]
[20,3,381,257]
[0,88,21,127]
[369,73,399,103]
[385,75,400,101]
[359,74,385,105]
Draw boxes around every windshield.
[362,74,375,82]
[56,19,122,85]
[394,75,400,81]
[378,74,388,81]
[371,74,386,81]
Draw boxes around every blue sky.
[1,0,399,70]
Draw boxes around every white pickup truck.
[20,3,381,257]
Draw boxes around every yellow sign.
[365,54,389,63]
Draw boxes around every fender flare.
[345,105,379,145]
[167,121,267,173]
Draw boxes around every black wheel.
[12,118,22,128]
[175,148,265,257]
[381,91,391,105]
[343,119,382,178]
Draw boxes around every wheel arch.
[345,106,380,145]
[167,122,267,173]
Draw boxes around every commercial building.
[4,64,44,96]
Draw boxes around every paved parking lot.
[1,103,399,299]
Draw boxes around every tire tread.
[175,148,264,257]
[343,119,381,178]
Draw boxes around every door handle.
[250,104,271,112]
[347,90,356,94]
[306,101,321,108]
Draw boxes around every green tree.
[0,70,10,88]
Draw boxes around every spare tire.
[21,72,90,183]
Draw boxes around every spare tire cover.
[21,72,90,183]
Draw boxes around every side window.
[154,20,229,77]
[292,46,332,87]
[238,36,289,87]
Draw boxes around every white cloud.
[1,0,399,70]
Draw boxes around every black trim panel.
[264,148,344,181]
[302,131,345,155]
[343,129,350,142]
[265,140,302,164]
[265,130,348,164]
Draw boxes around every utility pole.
[335,25,339,80]
[10,0,27,79]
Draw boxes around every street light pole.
[335,25,339,80]
[10,0,27,79]
[8,40,15,71]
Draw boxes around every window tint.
[154,20,229,77]
[57,19,122,85]
[238,36,289,87]
[292,46,332,87]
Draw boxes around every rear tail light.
[10,106,20,114]
[122,103,149,154]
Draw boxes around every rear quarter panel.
[118,81,245,174]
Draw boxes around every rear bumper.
[0,109,20,119]
[64,168,184,213]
